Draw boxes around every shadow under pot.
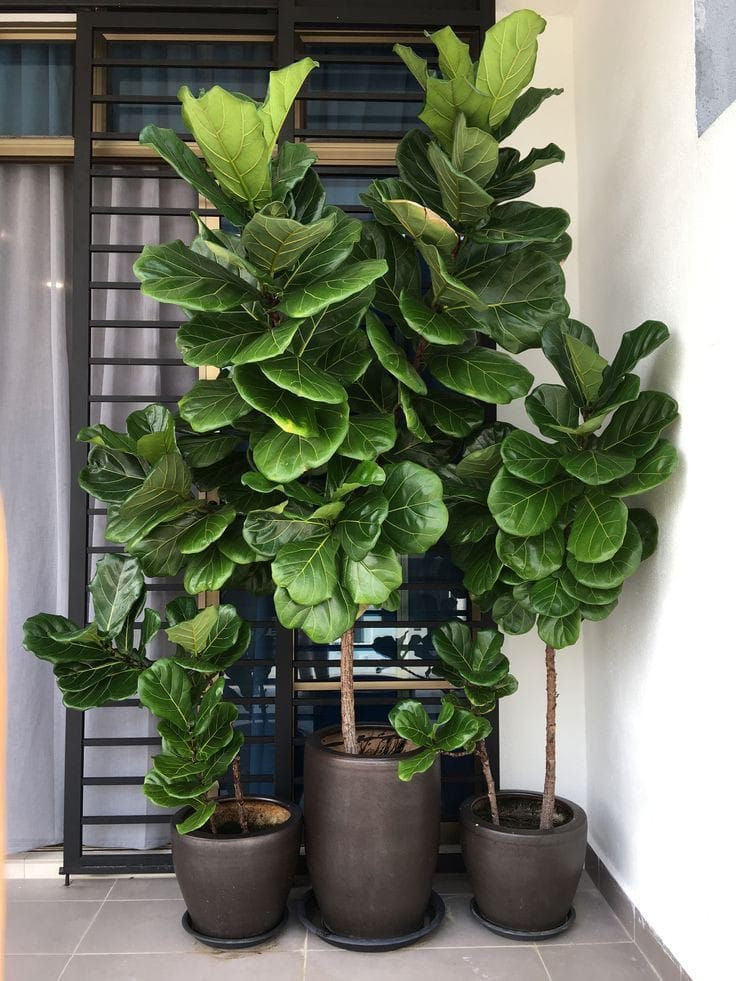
[460,790,587,939]
[171,796,302,947]
[303,725,442,945]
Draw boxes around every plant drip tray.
[296,888,445,952]
[470,899,576,941]
[181,908,289,949]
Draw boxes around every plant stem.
[231,754,249,833]
[476,738,500,827]
[340,627,358,754]
[540,644,557,831]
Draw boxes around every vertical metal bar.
[62,10,94,878]
[274,628,295,801]
[276,0,296,141]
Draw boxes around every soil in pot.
[473,794,573,831]
[205,799,292,836]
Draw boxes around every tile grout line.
[56,881,116,981]
[301,924,309,981]
[534,943,553,981]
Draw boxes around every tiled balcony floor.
[4,872,659,980]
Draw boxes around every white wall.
[572,2,734,978]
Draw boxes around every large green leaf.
[398,292,466,346]
[492,86,563,141]
[232,364,318,435]
[598,321,670,402]
[23,613,92,665]
[418,394,484,438]
[529,574,579,617]
[500,429,561,485]
[395,129,445,213]
[434,621,511,689]
[537,610,581,650]
[272,141,317,201]
[559,448,636,485]
[557,568,621,607]
[243,210,336,276]
[165,606,218,654]
[426,347,532,405]
[284,208,363,289]
[568,493,628,563]
[491,594,536,635]
[430,25,473,80]
[183,545,235,594]
[496,525,564,581]
[365,313,426,394]
[547,375,641,438]
[342,542,403,605]
[452,539,503,596]
[106,454,196,545]
[418,243,486,310]
[179,84,270,208]
[138,659,193,729]
[477,202,570,244]
[134,240,258,311]
[476,9,546,126]
[542,321,608,406]
[274,582,357,643]
[252,402,349,482]
[178,506,236,555]
[129,513,199,577]
[293,287,373,357]
[178,378,249,433]
[420,74,494,151]
[488,467,578,536]
[258,58,319,158]
[242,504,328,557]
[599,391,679,457]
[334,490,389,560]
[427,141,494,225]
[381,462,448,554]
[609,440,678,497]
[89,554,144,637]
[278,260,387,319]
[525,384,578,441]
[566,521,643,588]
[79,447,145,505]
[176,312,301,368]
[355,223,420,325]
[380,199,458,254]
[272,533,338,606]
[628,508,659,561]
[259,354,347,404]
[451,112,499,188]
[338,414,397,461]
[488,143,564,202]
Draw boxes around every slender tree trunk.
[476,738,500,827]
[340,628,359,754]
[231,754,249,833]
[539,644,557,831]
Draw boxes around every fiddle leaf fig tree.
[23,556,253,834]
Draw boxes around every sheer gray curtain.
[1,164,71,852]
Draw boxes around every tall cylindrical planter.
[461,790,587,937]
[171,797,301,943]
[304,725,441,940]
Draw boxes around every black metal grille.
[64,0,496,878]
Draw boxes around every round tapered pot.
[304,725,441,940]
[460,790,587,937]
[171,796,301,944]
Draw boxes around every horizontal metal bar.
[92,58,275,69]
[89,320,181,328]
[91,131,190,141]
[294,659,438,668]
[90,282,139,290]
[293,128,409,139]
[89,245,145,253]
[90,205,214,215]
[88,396,181,403]
[302,90,422,102]
[83,776,144,786]
[82,814,171,825]
[91,169,177,179]
[63,853,173,876]
[89,357,184,366]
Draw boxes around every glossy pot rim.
[460,790,587,839]
[307,724,426,762]
[172,796,302,842]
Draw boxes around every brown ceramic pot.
[304,725,441,940]
[460,790,587,935]
[171,796,301,941]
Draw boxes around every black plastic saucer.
[296,888,445,952]
[469,899,576,941]
[181,908,289,949]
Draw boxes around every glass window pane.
[0,42,74,135]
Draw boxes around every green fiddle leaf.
[338,414,397,461]
[291,167,326,223]
[608,440,678,497]
[183,545,235,593]
[580,600,618,621]
[492,86,563,141]
[259,353,347,405]
[285,208,363,288]
[272,533,339,606]
[417,394,484,438]
[525,384,579,442]
[389,699,433,744]
[243,210,336,276]
[138,659,193,729]
[476,9,547,127]
[598,321,670,403]
[599,392,679,458]
[89,554,145,638]
[258,58,319,157]
[334,489,389,561]
[218,519,263,564]
[399,386,430,442]
[127,404,177,465]
[77,423,136,454]
[143,771,198,809]
[540,319,605,406]
[491,594,536,635]
[193,701,239,757]
[566,521,643,588]
[496,524,564,582]
[177,431,241,470]
[418,243,487,311]
[558,570,621,608]
[537,609,581,650]
[317,330,373,386]
[176,312,302,368]
[434,621,510,689]
[427,141,494,225]
[397,749,438,781]
[420,74,494,151]
[430,25,473,80]
[452,539,503,595]
[426,347,533,405]
[500,429,561,485]
[176,801,218,835]
[242,505,328,558]
[395,129,445,213]
[274,582,357,644]
[366,313,426,395]
[129,513,200,577]
[488,468,578,536]
[381,462,448,554]
[327,458,385,499]
[105,453,196,546]
[529,575,579,617]
[252,401,349,482]
[487,143,565,202]
[232,364,319,436]
[393,42,430,87]
[568,493,628,563]
[178,506,236,555]
[355,222,420,326]
[179,378,250,433]
[78,447,145,505]
[165,596,199,626]
[165,606,218,655]
[271,140,317,200]
[342,542,403,605]
[476,202,570,244]
[398,292,466,346]
[627,507,659,561]
[278,260,388,319]
[445,502,495,544]
[134,240,258,311]
[23,613,87,664]
[559,448,636,485]
[380,199,458,254]
[451,112,499,188]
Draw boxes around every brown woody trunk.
[231,754,249,833]
[539,644,557,831]
[475,738,500,826]
[340,628,358,754]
